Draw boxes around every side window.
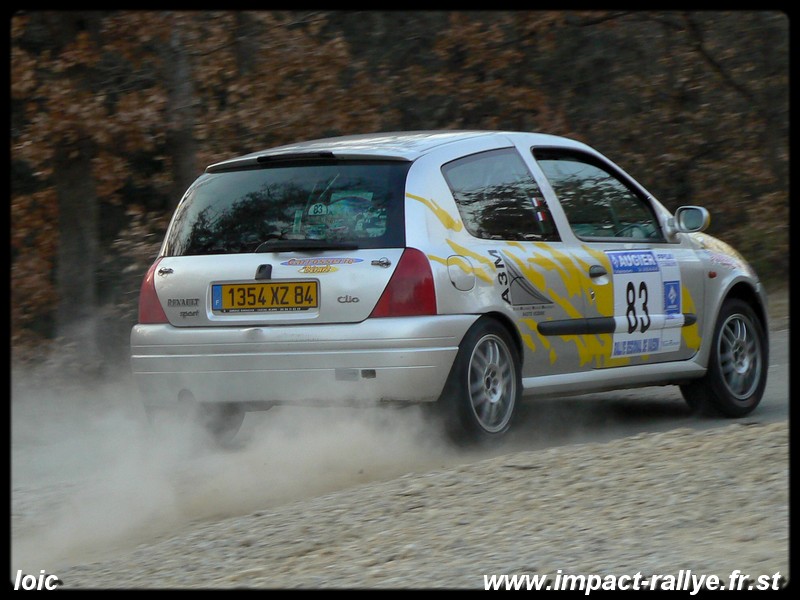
[533,149,663,242]
[442,148,559,241]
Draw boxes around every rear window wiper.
[255,239,359,253]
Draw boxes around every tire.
[438,318,521,444]
[144,402,245,446]
[680,299,768,417]
[198,403,246,445]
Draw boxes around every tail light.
[370,248,437,317]
[138,258,169,324]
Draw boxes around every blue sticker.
[212,285,222,310]
[608,250,660,274]
[664,280,680,314]
[613,337,661,356]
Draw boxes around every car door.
[528,146,705,369]
[438,146,596,379]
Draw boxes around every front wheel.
[681,299,768,417]
[438,318,521,444]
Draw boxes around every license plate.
[212,281,318,313]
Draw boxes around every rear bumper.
[130,315,477,407]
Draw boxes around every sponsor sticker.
[664,280,681,315]
[280,257,364,266]
[281,257,362,272]
[607,250,682,358]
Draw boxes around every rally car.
[131,131,769,443]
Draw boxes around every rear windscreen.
[163,160,410,255]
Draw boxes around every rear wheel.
[198,404,246,445]
[681,299,767,417]
[438,318,521,444]
[144,402,245,446]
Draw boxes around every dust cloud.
[11,354,710,578]
[10,366,474,576]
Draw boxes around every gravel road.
[24,420,789,590]
[12,289,789,590]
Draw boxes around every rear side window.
[163,160,410,255]
[441,148,558,241]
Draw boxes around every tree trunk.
[165,17,199,209]
[54,134,100,372]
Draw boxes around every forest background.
[10,11,788,374]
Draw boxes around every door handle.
[589,265,607,278]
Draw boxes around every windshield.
[163,160,410,256]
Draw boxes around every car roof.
[206,130,591,171]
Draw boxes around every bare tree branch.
[569,11,634,27]
[188,11,329,58]
[682,12,757,103]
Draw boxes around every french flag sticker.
[532,197,547,221]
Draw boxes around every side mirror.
[675,206,710,232]
[664,205,710,239]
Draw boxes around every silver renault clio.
[131,131,769,443]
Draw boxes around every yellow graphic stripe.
[428,253,492,284]
[579,244,614,317]
[681,287,702,350]
[447,255,471,273]
[445,240,495,283]
[521,318,557,365]
[587,332,631,367]
[532,242,586,300]
[574,245,622,367]
[406,193,463,232]
[448,255,491,283]
[508,245,587,365]
[522,242,622,367]
[520,332,536,352]
[504,247,582,319]
[525,243,596,365]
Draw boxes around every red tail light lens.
[370,248,437,318]
[138,258,169,324]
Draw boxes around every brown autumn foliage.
[10,10,788,371]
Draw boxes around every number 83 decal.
[626,280,651,334]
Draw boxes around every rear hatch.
[155,158,411,326]
[154,249,404,326]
